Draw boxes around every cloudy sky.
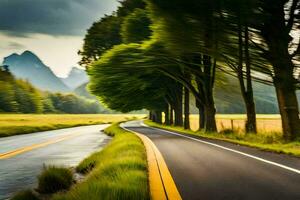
[0,0,119,77]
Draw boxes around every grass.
[37,166,74,194]
[11,190,40,200]
[189,114,282,133]
[0,114,146,137]
[145,120,300,157]
[52,123,149,200]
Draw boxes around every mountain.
[3,51,70,92]
[61,67,89,89]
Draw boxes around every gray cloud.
[0,0,119,36]
[0,41,25,50]
[7,42,25,49]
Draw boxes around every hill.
[2,51,70,92]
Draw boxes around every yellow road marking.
[150,138,182,200]
[0,134,79,160]
[136,133,167,200]
[122,126,182,200]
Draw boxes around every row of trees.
[0,67,104,114]
[81,0,300,140]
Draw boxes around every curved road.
[0,125,110,200]
[124,121,300,200]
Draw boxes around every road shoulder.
[121,123,182,200]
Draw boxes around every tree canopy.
[82,0,300,140]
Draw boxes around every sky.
[0,0,119,77]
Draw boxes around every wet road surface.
[0,125,110,200]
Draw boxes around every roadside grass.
[145,120,300,157]
[11,189,40,200]
[0,114,145,137]
[189,114,282,133]
[37,166,74,194]
[52,123,149,200]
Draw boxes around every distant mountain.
[61,67,89,89]
[3,51,70,92]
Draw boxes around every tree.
[88,43,181,123]
[79,0,147,66]
[249,0,300,140]
[79,15,122,66]
[121,9,152,43]
[147,0,221,132]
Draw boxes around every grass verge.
[0,114,145,137]
[145,120,300,157]
[11,189,40,200]
[52,123,149,200]
[37,166,74,194]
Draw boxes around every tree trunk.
[170,105,174,125]
[244,24,257,133]
[165,104,170,125]
[199,105,205,130]
[203,55,217,132]
[152,111,156,123]
[184,89,190,130]
[174,106,183,126]
[259,0,300,140]
[274,68,300,140]
[149,111,153,121]
[237,22,257,133]
[156,111,162,124]
[204,103,217,132]
[195,98,205,130]
[174,87,183,126]
[245,98,257,133]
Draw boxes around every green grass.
[145,120,300,157]
[11,190,40,200]
[37,166,74,194]
[0,114,146,137]
[53,123,149,200]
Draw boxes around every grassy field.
[190,114,282,133]
[145,120,300,157]
[53,123,149,200]
[0,114,146,137]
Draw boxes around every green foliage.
[0,71,105,114]
[11,189,40,200]
[82,0,300,137]
[0,70,42,113]
[53,123,149,200]
[117,0,146,17]
[79,15,122,66]
[88,43,177,113]
[47,93,103,114]
[79,0,147,66]
[37,166,74,194]
[121,9,152,43]
[14,79,43,113]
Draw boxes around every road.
[0,125,110,200]
[124,121,300,200]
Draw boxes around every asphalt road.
[0,125,110,200]
[124,121,300,200]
